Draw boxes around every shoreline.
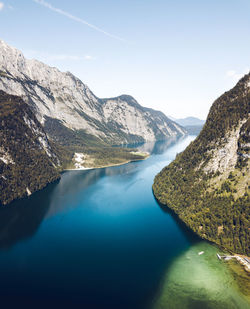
[63,155,150,172]
[153,193,250,275]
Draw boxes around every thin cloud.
[33,0,127,42]
[0,2,4,11]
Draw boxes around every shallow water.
[153,242,249,309]
[0,136,248,308]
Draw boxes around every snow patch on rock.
[0,147,15,165]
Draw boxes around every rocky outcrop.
[203,119,248,175]
[102,95,186,143]
[0,39,186,146]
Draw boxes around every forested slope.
[153,74,250,255]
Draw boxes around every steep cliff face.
[102,95,186,143]
[0,40,186,145]
[153,73,250,255]
[0,91,60,205]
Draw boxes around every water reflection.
[156,198,200,245]
[138,137,184,155]
[46,162,142,218]
[119,136,184,155]
[0,180,59,250]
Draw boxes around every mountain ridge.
[0,39,186,146]
[168,116,205,135]
[173,116,205,127]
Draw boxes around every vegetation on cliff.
[0,91,60,205]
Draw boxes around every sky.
[0,0,250,119]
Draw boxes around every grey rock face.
[0,39,186,145]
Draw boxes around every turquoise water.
[0,136,248,308]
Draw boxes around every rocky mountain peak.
[0,40,26,78]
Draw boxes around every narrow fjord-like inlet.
[0,137,248,309]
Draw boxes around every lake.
[0,136,248,309]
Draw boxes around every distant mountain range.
[168,116,205,135]
[154,73,250,255]
[0,39,186,205]
[170,116,205,126]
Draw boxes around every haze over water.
[0,136,248,308]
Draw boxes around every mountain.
[0,39,186,205]
[169,116,205,135]
[0,89,151,205]
[0,90,60,205]
[0,40,186,147]
[153,74,250,255]
[173,116,205,127]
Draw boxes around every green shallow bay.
[154,242,249,309]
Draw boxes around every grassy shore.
[63,149,149,171]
